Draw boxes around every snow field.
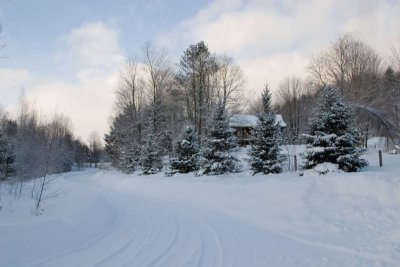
[0,151,400,266]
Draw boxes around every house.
[229,114,286,146]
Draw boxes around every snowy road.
[2,152,400,267]
[10,172,381,266]
[23,179,339,267]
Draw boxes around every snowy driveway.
[1,154,400,267]
[26,183,349,267]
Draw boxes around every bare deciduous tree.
[392,39,400,72]
[114,58,145,144]
[276,77,305,142]
[88,131,102,168]
[216,55,246,113]
[274,77,320,143]
[142,42,173,135]
[31,112,75,213]
[114,58,144,116]
[178,41,218,140]
[308,33,383,101]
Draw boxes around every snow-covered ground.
[1,148,400,266]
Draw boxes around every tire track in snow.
[26,195,126,267]
[27,188,224,267]
[123,197,224,267]
[28,198,140,267]
[27,181,158,267]
[27,173,376,267]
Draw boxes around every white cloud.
[25,21,124,141]
[0,68,31,90]
[27,69,119,141]
[240,52,309,95]
[0,68,34,113]
[59,21,124,68]
[159,0,400,93]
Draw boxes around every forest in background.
[0,33,399,182]
[104,33,400,173]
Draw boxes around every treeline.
[0,94,110,214]
[275,34,400,146]
[0,95,104,210]
[1,33,396,181]
[105,34,400,175]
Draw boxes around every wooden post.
[294,155,298,172]
[379,150,383,167]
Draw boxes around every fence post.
[379,150,383,167]
[294,155,298,172]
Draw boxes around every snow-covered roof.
[229,114,287,128]
[229,114,258,128]
[275,114,287,127]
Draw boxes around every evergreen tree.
[170,126,199,173]
[140,127,163,175]
[199,102,240,175]
[119,145,141,174]
[0,130,15,180]
[248,85,285,174]
[303,86,368,172]
[105,104,142,173]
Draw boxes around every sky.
[0,0,399,142]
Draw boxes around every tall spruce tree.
[199,102,240,175]
[248,85,285,174]
[303,86,368,172]
[170,126,199,173]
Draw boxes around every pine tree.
[105,104,142,173]
[170,126,199,173]
[199,102,240,175]
[0,130,15,180]
[303,86,368,172]
[119,144,141,174]
[140,126,163,175]
[248,85,285,174]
